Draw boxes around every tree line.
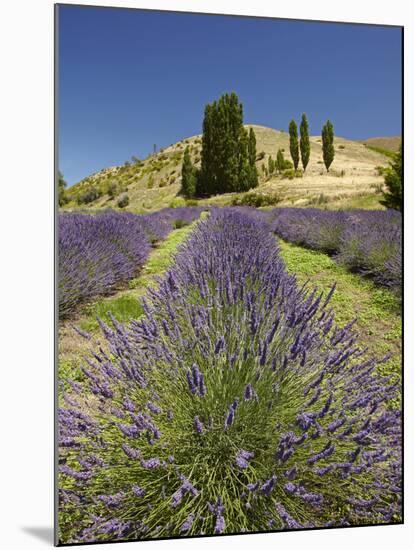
[288,114,334,173]
[182,92,337,198]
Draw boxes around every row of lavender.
[58,207,203,318]
[58,209,401,544]
[266,208,402,289]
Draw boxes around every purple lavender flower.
[97,492,124,507]
[132,485,145,498]
[141,458,162,469]
[235,449,254,469]
[121,443,140,459]
[224,408,234,430]
[261,475,277,496]
[147,401,161,414]
[275,503,303,529]
[194,416,204,434]
[244,383,253,400]
[214,515,225,534]
[180,513,195,533]
[214,336,225,355]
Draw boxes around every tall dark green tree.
[58,171,68,206]
[322,120,335,172]
[248,127,257,167]
[276,149,285,173]
[380,146,402,211]
[197,92,256,195]
[197,103,215,195]
[299,113,311,171]
[247,127,259,189]
[289,120,300,171]
[268,155,275,175]
[181,146,196,198]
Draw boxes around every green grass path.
[79,223,196,332]
[278,239,402,379]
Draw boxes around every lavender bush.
[59,208,202,317]
[269,208,401,289]
[58,209,401,543]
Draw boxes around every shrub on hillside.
[185,199,199,207]
[380,147,402,211]
[117,195,129,208]
[308,193,329,206]
[107,182,118,199]
[231,192,281,207]
[281,169,302,180]
[169,197,186,208]
[77,187,102,205]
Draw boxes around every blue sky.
[58,5,402,186]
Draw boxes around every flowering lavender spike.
[198,373,206,396]
[180,513,194,533]
[244,383,253,400]
[214,515,225,534]
[275,503,303,529]
[132,485,145,497]
[224,408,234,430]
[147,401,161,414]
[141,458,161,469]
[121,443,140,459]
[191,363,201,386]
[194,416,204,434]
[214,336,225,355]
[186,370,197,395]
[261,475,277,496]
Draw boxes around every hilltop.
[359,136,401,153]
[63,125,395,212]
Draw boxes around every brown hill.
[63,125,393,212]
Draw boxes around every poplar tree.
[248,127,257,167]
[289,120,300,171]
[181,146,196,198]
[268,156,275,175]
[322,120,335,172]
[300,113,311,171]
[276,149,285,173]
[247,127,259,189]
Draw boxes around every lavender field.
[58,207,402,544]
[268,208,402,290]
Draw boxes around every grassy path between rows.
[278,239,402,380]
[59,222,196,382]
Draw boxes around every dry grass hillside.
[359,136,401,153]
[63,125,395,212]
